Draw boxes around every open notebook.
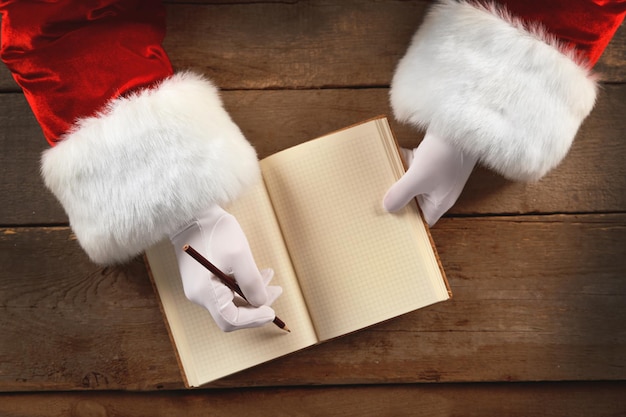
[145,117,450,387]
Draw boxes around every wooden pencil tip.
[283,326,291,333]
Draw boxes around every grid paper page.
[261,119,448,341]
[146,181,317,387]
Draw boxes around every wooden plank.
[1,1,625,91]
[2,84,625,225]
[163,0,429,89]
[0,94,66,224]
[1,214,624,391]
[0,382,624,417]
[164,0,626,87]
[0,227,183,392]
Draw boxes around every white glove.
[383,131,477,226]
[169,205,282,332]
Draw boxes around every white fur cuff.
[41,72,260,265]
[390,0,597,181]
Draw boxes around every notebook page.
[146,180,317,387]
[261,118,449,341]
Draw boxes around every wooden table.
[1,1,625,415]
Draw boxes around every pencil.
[182,244,290,333]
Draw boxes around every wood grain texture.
[225,85,626,217]
[2,84,625,225]
[0,227,181,392]
[0,382,624,417]
[1,214,624,391]
[0,94,66,225]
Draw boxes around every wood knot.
[81,371,109,388]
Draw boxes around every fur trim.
[41,72,260,265]
[390,0,598,181]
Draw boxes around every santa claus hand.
[383,131,477,226]
[169,205,282,332]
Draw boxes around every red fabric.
[0,0,174,145]
[499,0,626,67]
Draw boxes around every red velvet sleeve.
[0,0,174,145]
[499,0,626,67]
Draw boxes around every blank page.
[261,118,449,341]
